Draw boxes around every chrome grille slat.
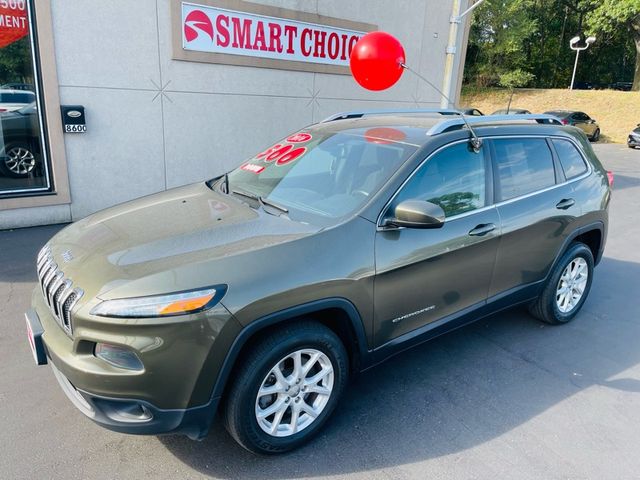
[42,264,59,291]
[48,272,65,306]
[35,245,82,336]
[53,280,72,317]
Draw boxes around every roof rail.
[321,108,461,123]
[426,114,563,136]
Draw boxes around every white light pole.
[441,0,486,108]
[569,35,596,91]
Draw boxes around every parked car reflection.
[0,102,41,178]
[0,89,36,112]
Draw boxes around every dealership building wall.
[0,0,471,229]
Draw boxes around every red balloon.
[350,31,406,91]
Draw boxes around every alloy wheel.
[5,146,36,175]
[556,257,589,313]
[255,348,334,437]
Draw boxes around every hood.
[47,182,319,299]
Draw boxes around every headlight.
[90,287,222,318]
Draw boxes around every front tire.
[591,129,600,142]
[529,242,594,325]
[223,321,348,454]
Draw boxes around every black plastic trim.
[49,359,218,440]
[209,297,371,402]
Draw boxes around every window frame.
[376,134,592,230]
[0,0,70,209]
[488,136,561,203]
[549,137,589,181]
[378,138,494,227]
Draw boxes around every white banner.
[182,2,366,67]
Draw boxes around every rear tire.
[222,321,348,454]
[529,242,594,325]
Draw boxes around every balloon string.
[400,62,453,106]
[400,62,482,151]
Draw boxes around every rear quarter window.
[552,139,588,179]
[493,138,556,201]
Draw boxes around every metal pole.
[440,0,461,108]
[570,49,580,90]
[440,0,486,108]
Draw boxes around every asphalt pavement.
[1,143,639,479]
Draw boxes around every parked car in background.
[628,124,640,149]
[609,82,633,91]
[458,107,484,116]
[491,108,532,115]
[0,89,36,113]
[0,102,40,178]
[573,81,595,90]
[544,110,601,142]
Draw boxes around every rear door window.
[552,139,588,179]
[492,138,556,201]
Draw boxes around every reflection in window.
[552,139,587,179]
[395,142,487,217]
[493,138,555,201]
[0,1,50,196]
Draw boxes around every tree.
[0,37,32,85]
[587,0,640,90]
[464,0,636,89]
[499,69,536,111]
[464,0,538,87]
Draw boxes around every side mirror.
[383,200,445,229]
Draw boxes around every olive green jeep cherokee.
[26,110,610,454]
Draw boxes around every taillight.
[606,171,614,188]
[561,119,569,125]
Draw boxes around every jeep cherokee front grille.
[36,245,83,335]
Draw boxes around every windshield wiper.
[231,189,289,214]
[223,172,230,194]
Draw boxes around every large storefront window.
[0,0,50,196]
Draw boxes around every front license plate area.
[25,309,47,366]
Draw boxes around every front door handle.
[468,223,496,236]
[556,198,575,210]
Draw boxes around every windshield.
[223,129,418,226]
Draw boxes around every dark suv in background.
[26,111,611,454]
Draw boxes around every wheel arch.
[210,298,371,403]
[551,221,605,273]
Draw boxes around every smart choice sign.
[180,1,372,70]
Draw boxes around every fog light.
[95,343,144,371]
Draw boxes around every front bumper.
[49,359,218,439]
[628,136,640,147]
[29,286,242,437]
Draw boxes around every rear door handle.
[468,223,496,236]
[556,198,575,210]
